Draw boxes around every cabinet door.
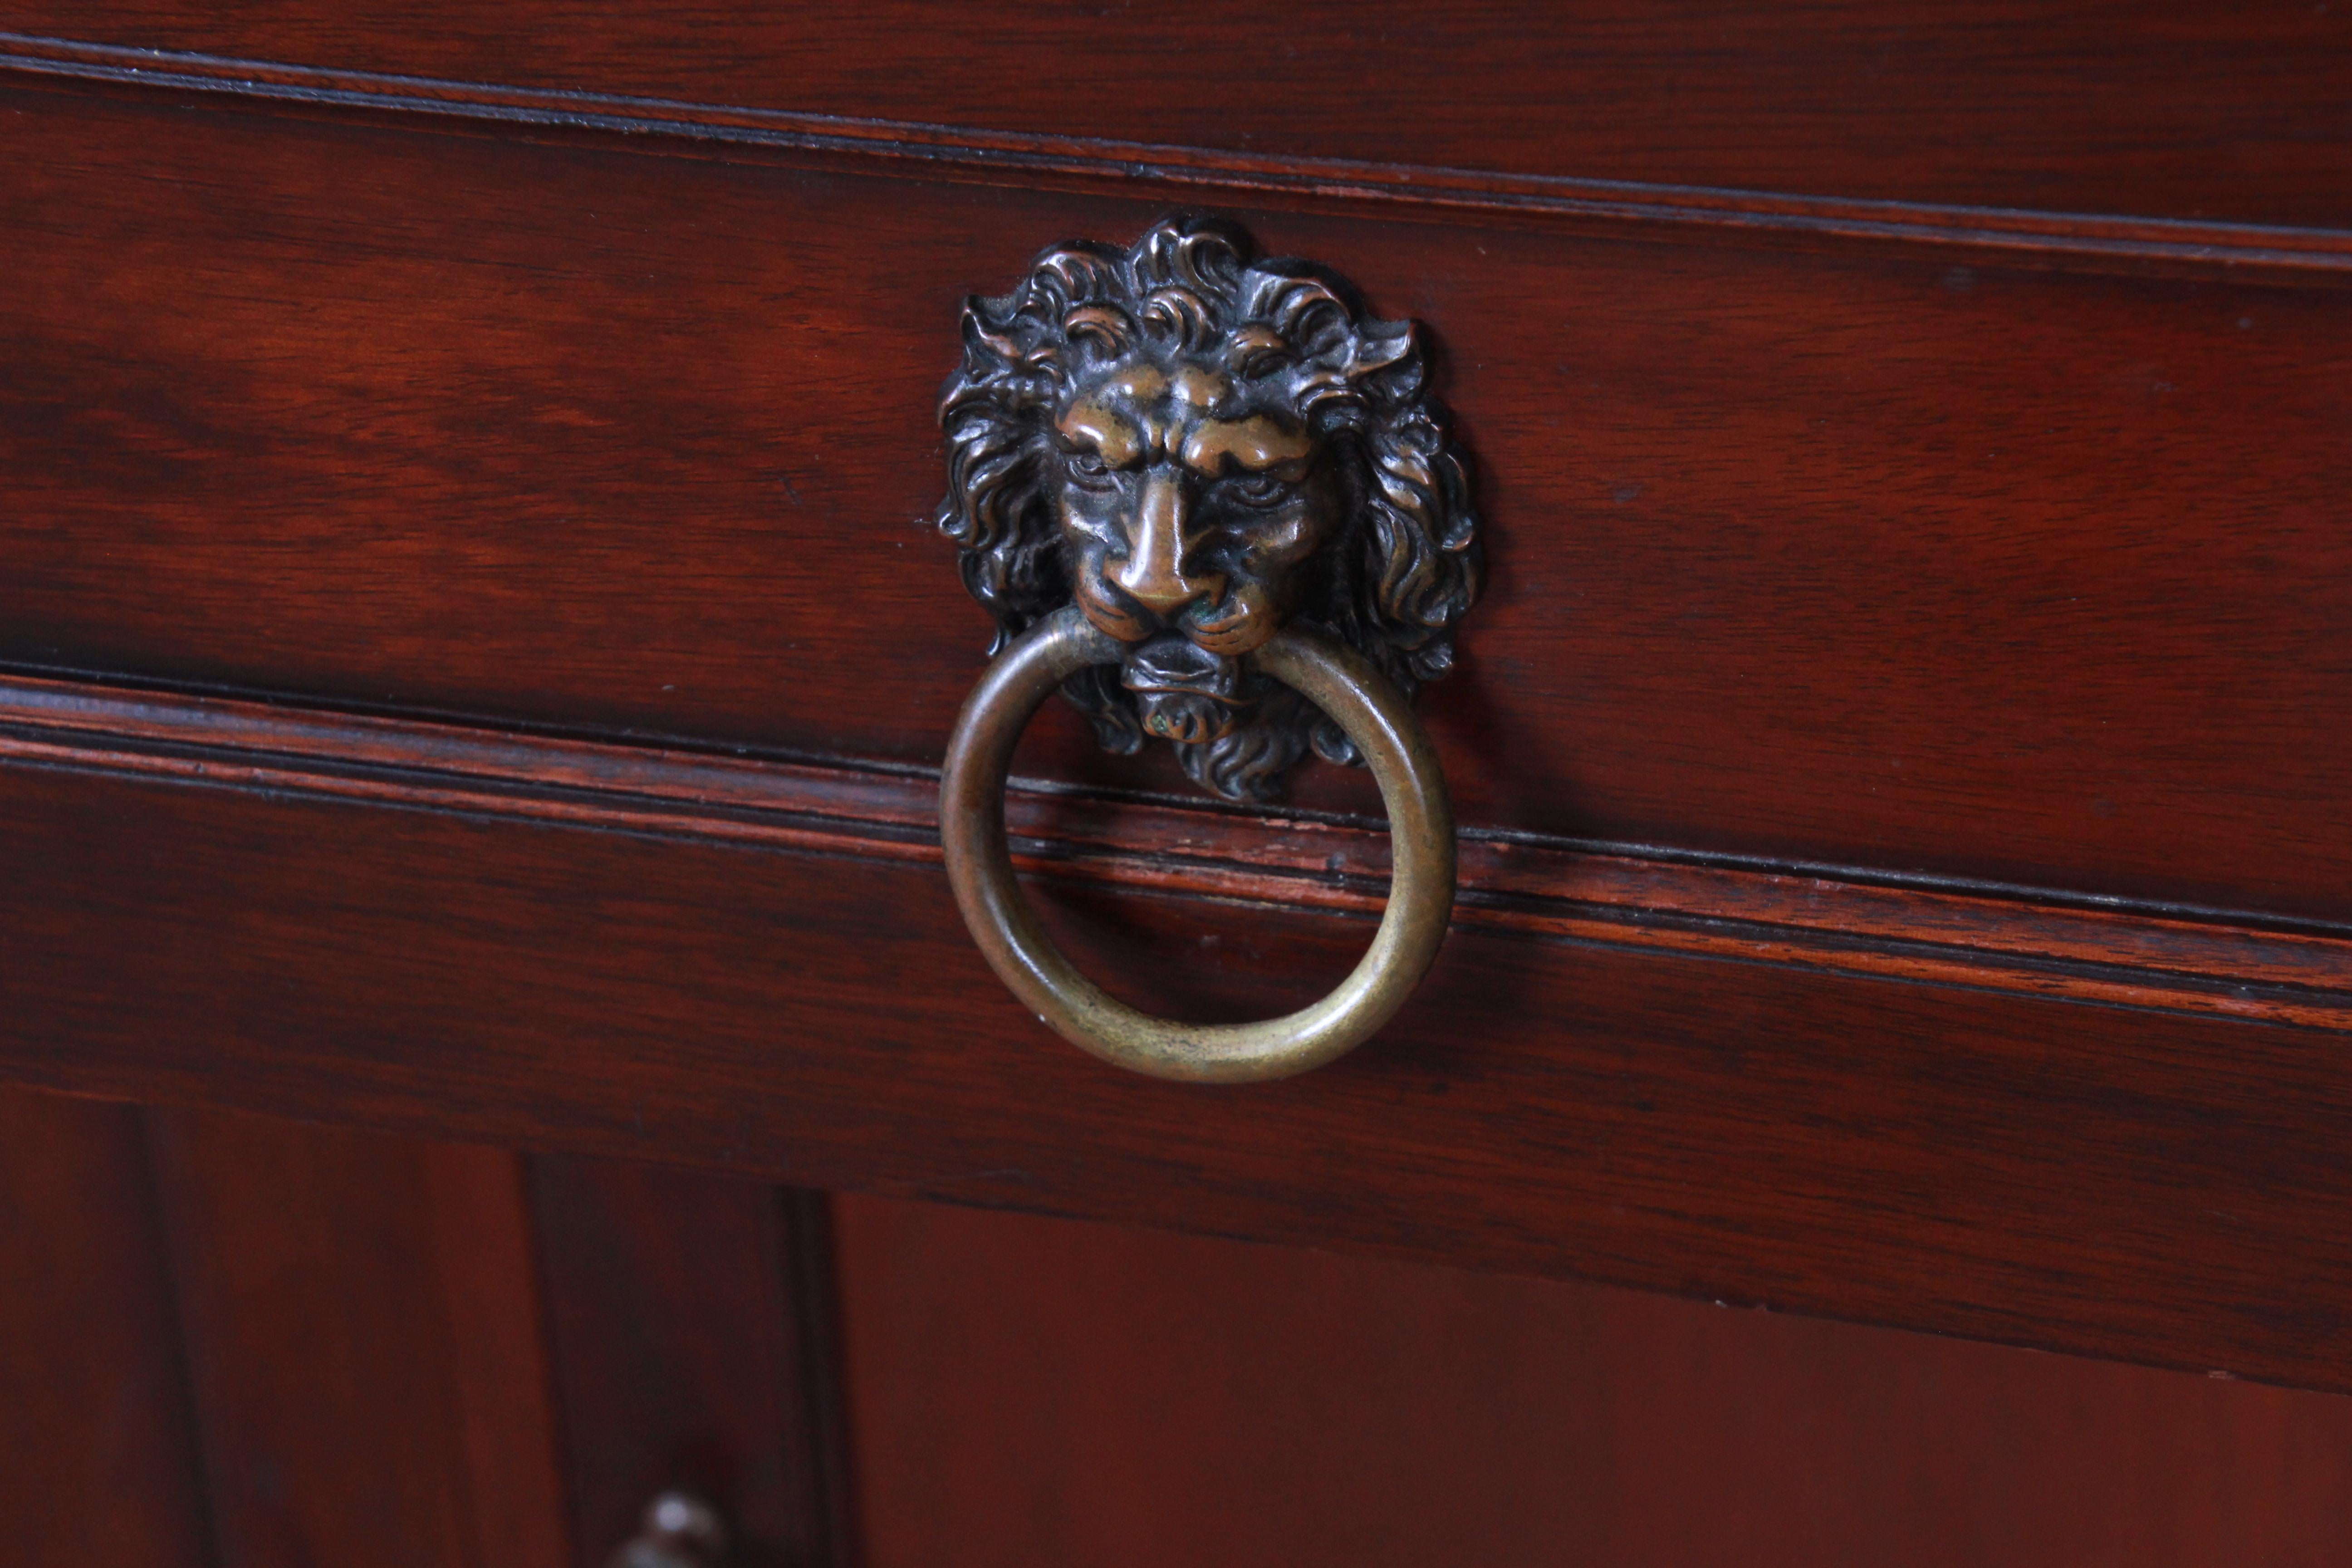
[831,1194,2352,1568]
[0,1088,845,1568]
[13,1084,2352,1567]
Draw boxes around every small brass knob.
[606,1491,729,1568]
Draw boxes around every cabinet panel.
[530,1157,851,1568]
[0,1088,853,1568]
[0,1091,212,1568]
[147,1108,570,1568]
[835,1193,2352,1568]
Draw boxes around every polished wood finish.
[834,1193,2352,1568]
[0,1088,852,1568]
[8,762,2352,1394]
[0,1093,211,1568]
[10,35,2350,279]
[147,1107,571,1568]
[7,0,2352,1545]
[3,86,2346,921]
[19,1084,2352,1565]
[6,669,2348,1034]
[531,1158,852,1568]
[5,5,2351,227]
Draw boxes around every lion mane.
[933,215,1481,801]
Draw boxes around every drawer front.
[5,86,2348,916]
[5,18,2352,1391]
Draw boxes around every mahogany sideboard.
[5,5,2352,1563]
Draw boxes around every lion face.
[935,216,1480,801]
[1052,355,1346,745]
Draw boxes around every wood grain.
[531,1160,852,1568]
[834,1193,2352,1568]
[0,1088,214,1568]
[6,1093,853,1567]
[9,764,2352,1395]
[3,3,2350,227]
[5,669,2347,1034]
[147,1108,570,1568]
[8,35,2352,279]
[3,88,2348,921]
[8,4,2352,1436]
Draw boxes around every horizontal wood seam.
[4,671,2347,1034]
[5,33,2352,280]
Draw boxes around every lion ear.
[1346,318,1425,403]
[959,297,1024,366]
[959,299,1068,378]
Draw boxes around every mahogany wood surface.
[0,1093,212,1568]
[530,1157,852,1568]
[834,1193,2352,1568]
[6,670,2346,1036]
[6,0,2352,1442]
[10,1,2352,1557]
[9,36,2351,279]
[18,1082,2352,1566]
[3,86,2349,924]
[0,1087,857,1568]
[8,763,2352,1396]
[5,4,2352,227]
[146,1107,572,1568]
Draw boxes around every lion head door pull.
[934,217,1481,1083]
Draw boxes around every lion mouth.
[1120,632,1255,745]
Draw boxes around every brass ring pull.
[941,605,1456,1083]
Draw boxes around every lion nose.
[1111,470,1225,620]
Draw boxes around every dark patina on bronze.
[934,215,1480,802]
[933,217,1479,1081]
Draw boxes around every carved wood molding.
[7,32,2352,283]
[4,670,2344,1035]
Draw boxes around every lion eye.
[1224,474,1290,508]
[1064,451,1117,488]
